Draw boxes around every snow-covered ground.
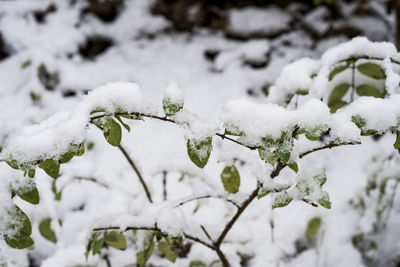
[0,1,399,267]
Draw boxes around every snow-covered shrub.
[1,37,400,267]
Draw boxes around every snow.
[228,7,291,37]
[0,1,399,267]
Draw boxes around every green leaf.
[187,137,212,168]
[85,232,99,259]
[28,169,35,178]
[329,99,347,113]
[288,162,298,173]
[189,261,207,267]
[357,62,386,79]
[317,191,331,209]
[394,131,400,151]
[305,217,321,241]
[257,189,271,199]
[163,98,183,116]
[21,60,32,69]
[329,64,349,81]
[39,158,60,179]
[103,118,122,146]
[356,84,383,98]
[5,157,19,170]
[92,237,104,255]
[39,218,57,243]
[3,205,34,249]
[136,234,155,267]
[16,183,39,205]
[276,145,291,163]
[295,89,308,95]
[313,172,327,187]
[272,192,292,209]
[51,180,62,201]
[351,115,366,129]
[158,241,176,263]
[60,151,75,164]
[77,142,85,156]
[104,231,126,250]
[258,146,278,165]
[220,165,240,194]
[115,115,130,132]
[328,84,350,104]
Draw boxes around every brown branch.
[299,141,361,159]
[162,170,167,201]
[92,225,214,250]
[118,144,153,203]
[215,185,261,247]
[73,176,109,188]
[175,195,240,209]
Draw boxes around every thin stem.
[299,141,361,159]
[93,225,214,250]
[200,225,214,243]
[176,195,240,209]
[215,185,261,247]
[117,144,153,203]
[73,176,109,188]
[351,61,355,102]
[162,170,167,201]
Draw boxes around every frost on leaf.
[272,192,292,209]
[163,83,184,116]
[3,205,34,249]
[187,137,212,168]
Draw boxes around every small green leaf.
[4,205,34,249]
[60,151,75,163]
[92,237,104,255]
[39,218,57,243]
[257,189,271,199]
[305,217,321,241]
[16,183,39,205]
[276,146,291,164]
[158,241,176,263]
[103,118,122,146]
[77,142,85,156]
[51,180,62,201]
[317,191,331,209]
[162,96,184,116]
[187,137,212,168]
[357,62,386,79]
[295,89,308,95]
[288,162,298,173]
[328,84,350,104]
[21,60,32,69]
[136,234,155,267]
[351,115,366,129]
[104,231,126,250]
[258,146,278,165]
[189,261,207,267]
[356,84,383,98]
[28,169,35,178]
[5,157,19,170]
[329,64,349,81]
[272,192,292,209]
[115,115,130,132]
[220,165,240,194]
[394,131,400,151]
[313,172,327,187]
[39,158,60,179]
[329,99,347,113]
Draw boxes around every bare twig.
[175,194,240,209]
[118,144,153,203]
[299,141,361,159]
[73,176,109,188]
[201,225,214,243]
[162,170,167,201]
